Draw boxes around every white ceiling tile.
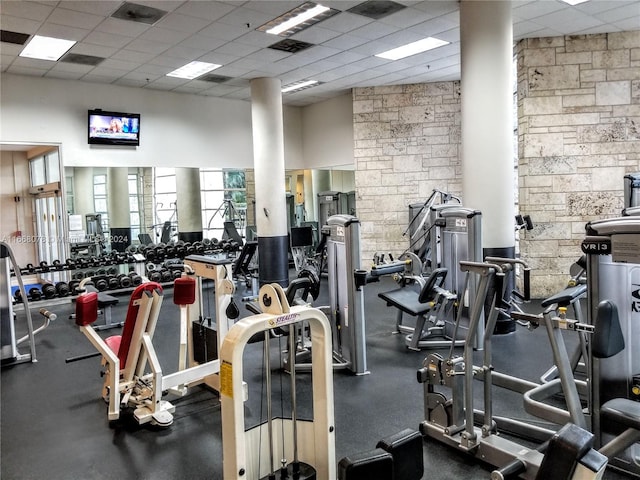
[179,34,227,51]
[125,37,173,55]
[0,14,42,34]
[55,1,121,17]
[174,1,237,21]
[69,42,118,58]
[0,1,54,21]
[47,8,104,30]
[138,26,192,44]
[162,45,209,61]
[36,23,90,41]
[95,17,150,37]
[350,21,399,40]
[292,25,344,44]
[112,49,157,63]
[319,11,373,33]
[154,12,213,34]
[84,30,134,49]
[198,21,246,41]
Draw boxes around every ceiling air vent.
[347,0,406,20]
[60,53,105,66]
[268,39,314,54]
[111,2,168,25]
[199,74,232,83]
[0,30,30,45]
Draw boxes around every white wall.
[302,93,354,169]
[0,74,314,170]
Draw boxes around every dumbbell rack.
[10,238,242,306]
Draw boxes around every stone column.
[107,167,131,251]
[460,0,515,333]
[251,77,289,287]
[175,167,203,243]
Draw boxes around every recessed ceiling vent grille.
[60,53,105,66]
[347,0,406,19]
[111,2,168,25]
[268,39,314,54]
[0,30,30,45]
[199,74,232,83]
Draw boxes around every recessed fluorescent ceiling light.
[257,2,338,37]
[268,4,329,35]
[375,37,449,61]
[560,0,589,5]
[282,79,319,93]
[19,35,76,61]
[166,61,222,80]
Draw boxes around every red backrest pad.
[118,282,163,368]
[75,291,99,326]
[173,276,196,305]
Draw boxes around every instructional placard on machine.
[611,234,640,263]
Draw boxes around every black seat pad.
[541,284,586,307]
[378,285,430,317]
[601,398,640,430]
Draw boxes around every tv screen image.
[88,110,140,146]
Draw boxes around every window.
[202,169,246,241]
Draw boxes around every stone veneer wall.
[352,83,462,268]
[517,32,640,297]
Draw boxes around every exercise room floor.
[1,274,631,480]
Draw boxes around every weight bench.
[591,300,640,459]
[378,268,464,351]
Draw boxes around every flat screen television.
[88,109,140,146]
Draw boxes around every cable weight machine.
[221,283,335,480]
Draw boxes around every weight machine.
[582,216,640,477]
[418,258,608,479]
[221,283,335,480]
[70,254,238,426]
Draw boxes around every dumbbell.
[145,248,157,263]
[160,268,172,282]
[171,268,183,280]
[176,242,187,258]
[185,242,195,255]
[69,280,81,295]
[118,274,133,288]
[165,244,176,258]
[129,272,143,286]
[65,258,76,270]
[108,276,120,290]
[52,259,64,271]
[96,268,107,276]
[95,276,109,292]
[107,266,118,276]
[42,283,57,299]
[25,263,37,274]
[149,270,162,282]
[14,289,23,303]
[155,244,167,261]
[39,261,50,272]
[73,271,85,280]
[29,287,42,301]
[55,281,70,297]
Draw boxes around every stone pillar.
[175,167,203,243]
[251,77,289,287]
[73,167,94,219]
[460,0,515,333]
[107,167,131,251]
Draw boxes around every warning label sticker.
[220,360,233,398]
